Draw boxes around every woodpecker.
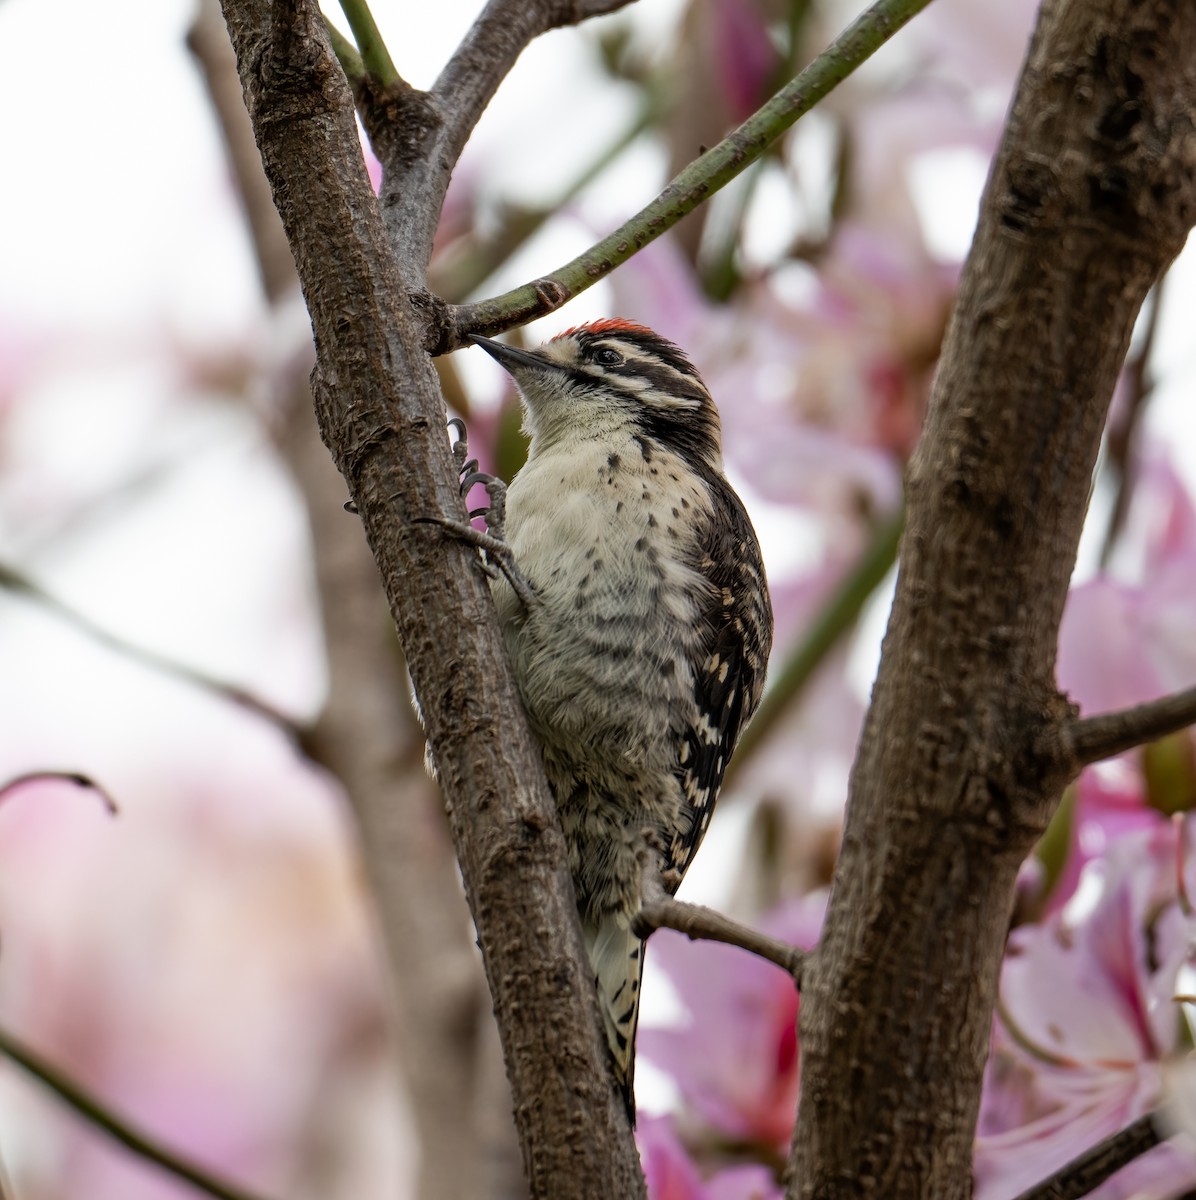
[465,320,773,1117]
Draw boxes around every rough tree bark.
[188,6,521,1196]
[218,2,646,1197]
[790,1,1196,1196]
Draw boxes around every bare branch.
[634,894,806,983]
[0,561,300,736]
[1099,278,1165,565]
[0,1026,276,1200]
[434,0,934,352]
[1010,1113,1161,1200]
[1067,685,1196,768]
[431,0,635,171]
[217,0,645,1192]
[0,771,119,814]
[187,0,295,303]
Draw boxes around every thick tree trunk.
[790,1,1196,1196]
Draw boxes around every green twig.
[432,91,662,302]
[323,15,365,88]
[0,1027,277,1200]
[726,508,904,781]
[443,0,934,347]
[337,0,399,87]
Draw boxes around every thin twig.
[726,508,903,783]
[430,90,662,302]
[1068,684,1196,768]
[337,0,400,86]
[1010,1113,1160,1200]
[1100,277,1165,567]
[634,894,806,983]
[187,0,297,303]
[0,1027,277,1200]
[0,771,119,815]
[438,0,934,350]
[431,0,637,177]
[323,15,366,90]
[0,562,302,738]
[377,0,638,276]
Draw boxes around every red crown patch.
[553,318,655,340]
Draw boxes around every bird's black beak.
[468,334,552,373]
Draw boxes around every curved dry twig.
[0,1026,276,1200]
[0,771,119,814]
[634,893,806,983]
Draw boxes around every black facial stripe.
[579,330,704,382]
[610,360,710,406]
[634,402,721,473]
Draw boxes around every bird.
[464,319,773,1118]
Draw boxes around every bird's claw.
[417,516,538,612]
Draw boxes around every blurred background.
[3,0,1196,1197]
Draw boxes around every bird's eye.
[592,347,624,366]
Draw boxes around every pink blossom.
[638,1115,781,1200]
[640,894,825,1147]
[703,0,779,124]
[1060,444,1196,715]
[976,820,1196,1198]
[1042,765,1168,913]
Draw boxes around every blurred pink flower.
[1060,444,1196,716]
[1044,764,1168,914]
[640,894,825,1148]
[638,1115,781,1200]
[976,820,1196,1199]
[0,734,402,1200]
[702,0,779,124]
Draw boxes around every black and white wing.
[670,473,773,887]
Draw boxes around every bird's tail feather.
[583,913,645,1123]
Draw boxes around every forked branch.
[433,0,934,351]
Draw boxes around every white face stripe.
[543,333,714,413]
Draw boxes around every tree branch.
[0,561,300,736]
[0,1026,275,1200]
[433,0,934,352]
[217,1,645,1194]
[1010,1113,1161,1200]
[1099,277,1165,565]
[789,0,1196,1194]
[634,894,806,982]
[188,0,297,303]
[337,0,400,87]
[364,0,636,280]
[1067,685,1196,768]
[189,5,523,1194]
